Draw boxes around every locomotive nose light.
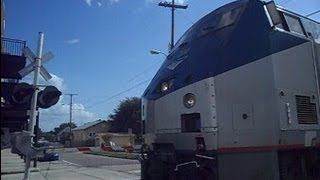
[160,82,169,92]
[183,93,196,108]
[160,79,175,92]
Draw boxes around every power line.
[76,58,162,106]
[126,62,160,83]
[176,10,194,25]
[86,78,151,108]
[306,9,320,17]
[76,60,161,104]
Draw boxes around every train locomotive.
[140,0,320,179]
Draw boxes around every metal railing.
[1,37,26,56]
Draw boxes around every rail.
[1,37,26,56]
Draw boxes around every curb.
[77,147,91,152]
[85,151,139,160]
[1,168,39,175]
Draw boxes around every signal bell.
[37,86,62,109]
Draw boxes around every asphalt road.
[60,151,140,167]
[1,148,141,180]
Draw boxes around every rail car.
[140,0,320,179]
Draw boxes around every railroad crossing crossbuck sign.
[19,47,54,81]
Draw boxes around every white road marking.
[62,160,81,166]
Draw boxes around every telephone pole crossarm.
[158,0,188,51]
[158,2,188,9]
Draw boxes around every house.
[56,126,71,145]
[71,119,111,147]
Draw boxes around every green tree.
[53,122,77,135]
[109,97,141,134]
[41,131,56,142]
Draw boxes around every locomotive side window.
[265,2,306,37]
[181,113,201,133]
[283,13,306,36]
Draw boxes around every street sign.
[19,47,53,81]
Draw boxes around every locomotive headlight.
[183,93,196,108]
[160,79,175,92]
[160,82,169,92]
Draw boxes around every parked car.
[38,149,59,162]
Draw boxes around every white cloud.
[85,0,104,7]
[21,74,99,132]
[21,73,65,92]
[46,74,65,92]
[40,102,98,132]
[85,0,92,6]
[65,39,80,45]
[109,0,120,4]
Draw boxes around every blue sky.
[3,0,320,131]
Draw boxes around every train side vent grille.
[295,95,318,124]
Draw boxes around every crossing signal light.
[8,83,61,109]
[11,83,34,105]
[37,86,62,109]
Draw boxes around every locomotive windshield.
[143,1,247,100]
[171,1,245,53]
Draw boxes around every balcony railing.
[1,37,26,56]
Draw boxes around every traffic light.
[37,86,62,109]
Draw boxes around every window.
[266,4,307,37]
[181,113,201,133]
[200,6,243,37]
[89,132,96,137]
[283,14,305,36]
[172,3,244,52]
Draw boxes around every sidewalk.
[1,149,42,180]
[1,148,140,180]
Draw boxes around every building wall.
[72,130,86,147]
[71,121,110,147]
[84,122,110,139]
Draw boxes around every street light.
[150,49,168,57]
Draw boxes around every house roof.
[57,127,70,136]
[72,119,107,131]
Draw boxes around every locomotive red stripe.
[217,144,314,153]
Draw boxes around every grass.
[84,150,139,160]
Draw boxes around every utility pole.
[65,93,77,147]
[158,0,188,51]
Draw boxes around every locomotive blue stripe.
[143,0,308,101]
